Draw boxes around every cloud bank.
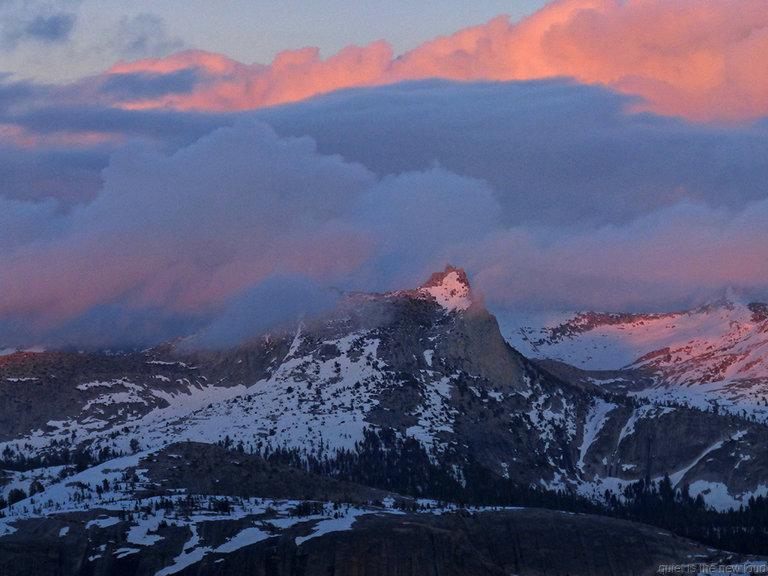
[2,0,768,348]
[2,78,768,348]
[93,0,768,122]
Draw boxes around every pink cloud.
[99,0,768,122]
[467,200,768,312]
[0,124,115,149]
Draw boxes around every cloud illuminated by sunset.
[103,0,768,122]
[2,0,768,348]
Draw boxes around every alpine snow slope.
[0,267,766,574]
[501,293,768,425]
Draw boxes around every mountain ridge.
[1,268,767,573]
[499,297,768,426]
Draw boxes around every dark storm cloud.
[12,104,231,142]
[0,74,39,108]
[2,10,76,48]
[256,80,768,228]
[23,12,75,42]
[98,69,200,101]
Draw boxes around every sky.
[3,0,768,349]
[0,1,549,83]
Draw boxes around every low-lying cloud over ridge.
[2,79,768,347]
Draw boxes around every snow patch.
[86,515,121,529]
[215,525,270,553]
[418,270,472,311]
[577,399,616,470]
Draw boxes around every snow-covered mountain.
[1,268,767,573]
[2,266,568,489]
[499,296,768,423]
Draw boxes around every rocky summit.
[0,267,767,574]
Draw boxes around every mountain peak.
[418,265,473,311]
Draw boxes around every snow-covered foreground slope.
[0,439,497,575]
[1,449,723,576]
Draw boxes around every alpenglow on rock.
[417,265,473,311]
